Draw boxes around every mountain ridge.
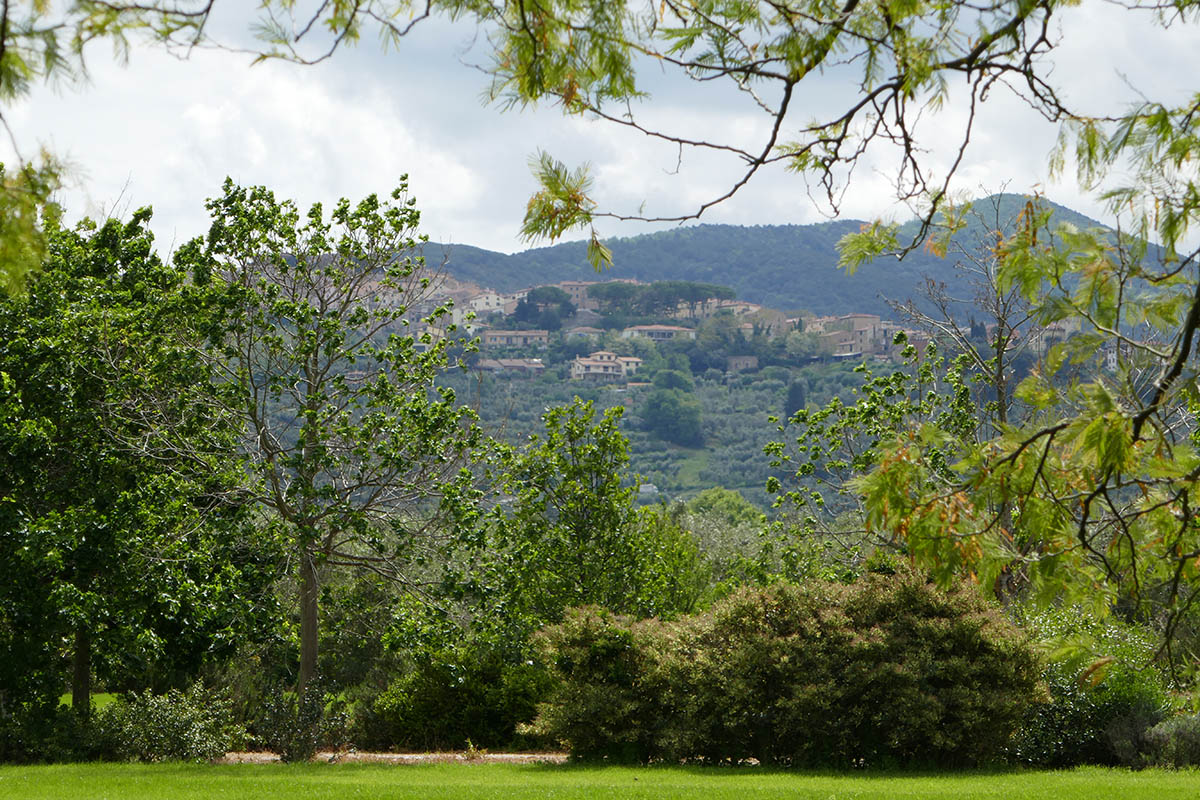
[435,194,1110,318]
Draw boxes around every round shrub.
[532,568,1039,767]
[96,684,244,762]
[252,681,348,763]
[1144,714,1200,768]
[524,608,666,762]
[675,571,1038,767]
[357,643,551,752]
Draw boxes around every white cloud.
[2,7,1198,255]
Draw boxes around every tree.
[0,0,203,292]
[643,387,704,447]
[889,195,1043,435]
[0,211,272,720]
[653,369,695,392]
[766,341,976,571]
[784,379,807,418]
[850,202,1200,665]
[512,285,575,330]
[483,398,704,627]
[785,331,822,363]
[178,178,482,691]
[11,0,1200,657]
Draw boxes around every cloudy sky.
[4,4,1200,256]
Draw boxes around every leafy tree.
[585,281,642,314]
[784,379,807,418]
[686,488,764,528]
[178,178,482,691]
[643,387,704,447]
[483,398,704,629]
[652,369,694,392]
[766,342,976,572]
[785,330,822,362]
[850,202,1200,659]
[0,162,62,294]
[511,286,574,330]
[0,212,273,720]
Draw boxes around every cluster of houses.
[396,273,1087,383]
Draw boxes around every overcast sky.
[4,5,1199,256]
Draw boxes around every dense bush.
[0,702,96,764]
[96,685,244,762]
[354,642,551,752]
[531,568,1039,767]
[253,681,347,762]
[1144,714,1200,768]
[1006,608,1169,767]
[522,608,667,763]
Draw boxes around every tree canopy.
[0,210,275,718]
[177,178,482,690]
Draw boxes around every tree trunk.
[72,627,91,721]
[297,548,320,694]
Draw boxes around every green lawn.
[2,762,1199,800]
[57,693,117,711]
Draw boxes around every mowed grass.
[3,762,1200,800]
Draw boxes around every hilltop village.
[400,273,1081,381]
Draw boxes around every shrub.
[532,568,1039,767]
[0,701,97,764]
[524,608,668,763]
[1144,714,1200,768]
[356,643,551,752]
[1006,608,1169,767]
[253,681,347,763]
[95,684,244,762]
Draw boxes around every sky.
[4,4,1200,257]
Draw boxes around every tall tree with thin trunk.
[181,178,481,691]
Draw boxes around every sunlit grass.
[56,693,117,711]
[2,762,1200,800]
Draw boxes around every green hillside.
[437,194,1110,316]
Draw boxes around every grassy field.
[2,762,1199,800]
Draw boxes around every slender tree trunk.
[298,548,320,693]
[72,627,91,720]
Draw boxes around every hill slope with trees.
[438,195,1107,316]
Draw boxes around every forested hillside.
[438,194,1106,315]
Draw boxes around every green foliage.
[520,152,605,268]
[1143,715,1200,768]
[178,178,483,689]
[533,568,1039,767]
[1008,607,1170,768]
[96,686,244,763]
[0,211,275,717]
[254,682,347,763]
[0,701,94,764]
[847,199,1200,653]
[685,488,764,528]
[642,388,703,447]
[784,379,807,418]
[652,369,694,392]
[359,642,552,752]
[482,398,706,629]
[524,608,664,763]
[766,345,975,576]
[0,160,62,294]
[586,281,735,319]
[512,285,575,330]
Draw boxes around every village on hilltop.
[379,273,1083,382]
